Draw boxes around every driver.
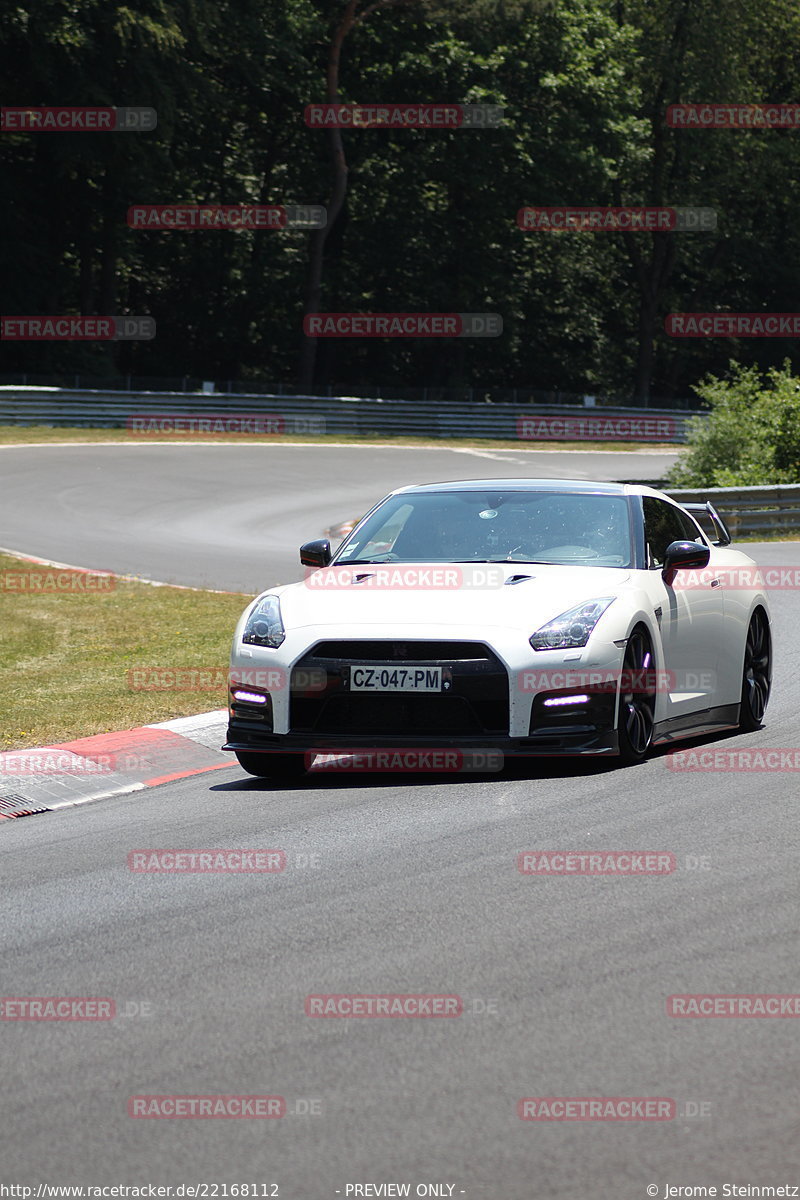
[514,498,627,559]
[555,501,627,557]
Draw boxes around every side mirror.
[300,538,331,568]
[661,540,710,587]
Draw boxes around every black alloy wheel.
[739,608,771,730]
[617,626,656,765]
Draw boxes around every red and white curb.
[0,543,245,594]
[0,710,230,820]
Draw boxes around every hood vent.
[351,570,536,586]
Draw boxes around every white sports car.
[223,479,772,778]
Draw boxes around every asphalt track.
[0,442,677,591]
[3,443,800,1197]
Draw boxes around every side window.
[642,498,692,567]
[358,502,414,557]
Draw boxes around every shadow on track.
[209,723,755,791]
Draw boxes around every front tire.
[234,751,307,780]
[738,608,771,731]
[616,626,656,766]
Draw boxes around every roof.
[392,478,640,496]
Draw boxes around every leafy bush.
[667,361,800,488]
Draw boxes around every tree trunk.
[297,1,359,393]
[619,0,691,403]
[98,166,117,317]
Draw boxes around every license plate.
[349,665,443,692]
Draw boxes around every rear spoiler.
[680,501,732,547]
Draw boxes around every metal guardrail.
[668,484,800,537]
[0,388,694,443]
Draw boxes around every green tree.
[667,360,800,487]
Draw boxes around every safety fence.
[667,485,800,537]
[0,388,695,443]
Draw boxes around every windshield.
[335,490,633,568]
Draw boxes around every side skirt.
[653,703,741,746]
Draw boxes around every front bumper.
[223,731,619,758]
[226,630,625,759]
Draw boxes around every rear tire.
[616,626,656,766]
[234,751,307,780]
[738,608,771,731]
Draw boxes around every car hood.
[266,562,632,634]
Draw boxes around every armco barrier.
[0,388,693,443]
[667,484,800,537]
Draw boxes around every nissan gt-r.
[223,479,772,778]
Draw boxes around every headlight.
[242,595,285,648]
[529,598,615,651]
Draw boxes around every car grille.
[310,640,492,660]
[290,640,509,736]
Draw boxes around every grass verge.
[0,424,683,454]
[734,528,800,542]
[0,552,248,751]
